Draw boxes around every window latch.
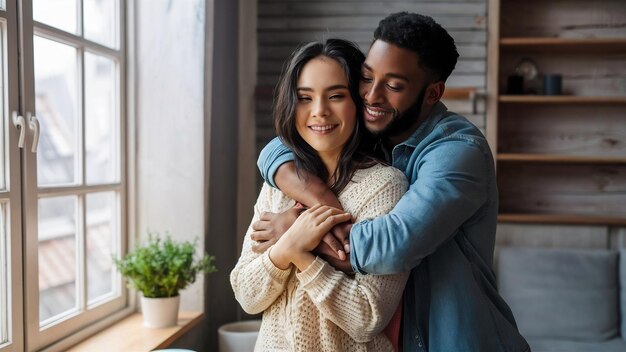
[27,112,40,153]
[11,110,26,148]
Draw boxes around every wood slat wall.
[255,0,489,155]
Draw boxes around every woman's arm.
[297,167,410,342]
[298,259,408,342]
[230,184,293,314]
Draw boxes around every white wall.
[135,0,207,312]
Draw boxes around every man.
[253,12,529,352]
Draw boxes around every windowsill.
[65,311,204,351]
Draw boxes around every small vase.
[141,295,180,328]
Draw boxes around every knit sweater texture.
[231,164,409,352]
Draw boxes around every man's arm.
[350,141,490,275]
[256,137,351,266]
[258,137,341,208]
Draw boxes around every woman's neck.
[317,150,340,186]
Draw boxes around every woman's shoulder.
[351,163,407,187]
[339,163,408,218]
[257,182,296,213]
[341,163,407,199]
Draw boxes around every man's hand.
[251,208,301,253]
[323,254,354,273]
[313,222,353,261]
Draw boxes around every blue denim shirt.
[257,102,529,352]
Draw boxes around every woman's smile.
[308,123,339,134]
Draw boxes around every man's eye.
[361,76,373,83]
[387,84,403,91]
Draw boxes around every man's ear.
[425,81,445,105]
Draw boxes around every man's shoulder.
[436,111,485,140]
[422,111,491,155]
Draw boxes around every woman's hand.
[270,204,352,270]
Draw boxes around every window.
[0,0,127,350]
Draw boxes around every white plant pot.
[141,295,180,328]
[218,320,262,352]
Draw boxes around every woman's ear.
[425,81,445,105]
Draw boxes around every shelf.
[499,95,626,104]
[498,153,626,164]
[499,214,626,226]
[500,37,626,53]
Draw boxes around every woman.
[230,39,408,351]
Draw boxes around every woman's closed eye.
[329,94,345,101]
[298,95,312,102]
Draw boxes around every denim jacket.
[257,102,529,352]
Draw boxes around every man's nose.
[362,82,384,105]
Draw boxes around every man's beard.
[371,85,428,138]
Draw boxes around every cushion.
[528,338,626,352]
[498,247,619,341]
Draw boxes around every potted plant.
[114,233,217,328]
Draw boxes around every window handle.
[27,112,40,153]
[11,111,26,148]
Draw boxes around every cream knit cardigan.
[231,164,410,352]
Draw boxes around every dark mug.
[544,74,562,95]
[506,74,524,94]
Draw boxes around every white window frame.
[0,1,24,351]
[15,0,129,350]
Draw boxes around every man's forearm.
[275,162,343,210]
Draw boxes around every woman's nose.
[312,99,330,118]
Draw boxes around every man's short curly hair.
[374,12,459,82]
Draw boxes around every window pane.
[84,0,118,48]
[33,0,78,34]
[0,203,7,344]
[34,37,78,186]
[86,192,117,303]
[85,53,118,185]
[38,196,77,324]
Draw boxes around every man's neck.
[385,104,434,147]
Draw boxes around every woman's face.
[295,56,357,160]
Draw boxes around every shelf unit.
[500,37,626,54]
[499,96,626,104]
[487,0,626,226]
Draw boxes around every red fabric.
[383,296,403,352]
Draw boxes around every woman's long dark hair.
[274,39,377,194]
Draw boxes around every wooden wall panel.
[498,163,626,217]
[501,0,626,38]
[498,105,626,157]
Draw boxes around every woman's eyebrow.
[297,85,349,92]
[325,84,349,91]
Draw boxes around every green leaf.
[112,232,217,298]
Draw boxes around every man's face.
[360,40,431,136]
